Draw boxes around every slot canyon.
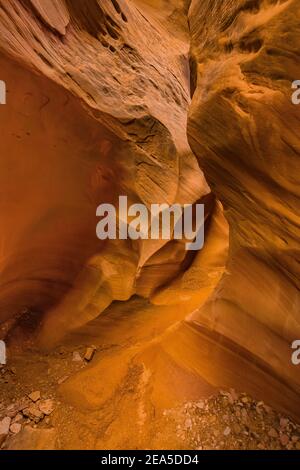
[0,0,299,451]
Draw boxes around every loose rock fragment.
[12,413,23,423]
[268,428,278,439]
[22,406,44,423]
[84,347,96,362]
[38,399,55,416]
[0,417,11,445]
[58,375,69,385]
[28,391,41,403]
[280,434,289,447]
[280,418,288,429]
[10,422,22,434]
[72,352,82,362]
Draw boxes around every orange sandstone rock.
[0,0,216,346]
[187,0,300,410]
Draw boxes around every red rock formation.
[0,0,300,450]
[0,0,226,346]
[187,0,300,411]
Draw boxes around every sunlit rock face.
[0,0,227,346]
[188,0,300,401]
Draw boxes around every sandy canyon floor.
[1,296,300,451]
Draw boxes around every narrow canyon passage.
[0,0,300,451]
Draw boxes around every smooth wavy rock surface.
[0,0,220,345]
[187,0,300,413]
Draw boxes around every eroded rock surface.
[0,0,221,346]
[187,0,300,410]
[0,0,299,443]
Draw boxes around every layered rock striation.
[0,0,299,421]
[0,0,222,345]
[188,0,300,408]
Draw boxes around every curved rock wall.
[188,0,300,401]
[0,0,222,346]
[0,0,299,419]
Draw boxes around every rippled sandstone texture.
[0,0,299,438]
[0,0,227,347]
[188,0,300,410]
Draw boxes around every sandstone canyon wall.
[187,0,300,410]
[0,0,226,347]
[0,0,299,423]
